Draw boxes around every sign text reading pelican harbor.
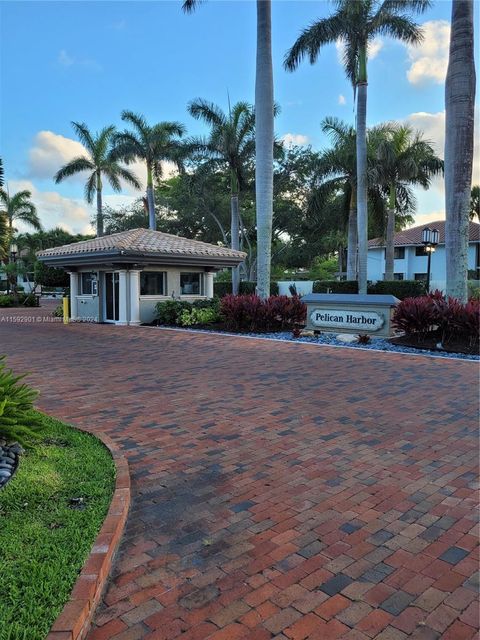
[310,309,385,332]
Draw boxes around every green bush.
[313,280,359,294]
[34,261,69,288]
[368,280,426,299]
[178,306,220,326]
[0,356,42,444]
[312,279,426,299]
[155,300,191,325]
[52,304,64,318]
[214,281,279,297]
[0,295,14,307]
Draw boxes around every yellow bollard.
[63,296,69,324]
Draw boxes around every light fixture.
[421,227,431,245]
[431,228,439,246]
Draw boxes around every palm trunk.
[231,193,240,295]
[384,184,396,281]
[445,0,476,303]
[356,46,368,295]
[255,0,274,300]
[96,173,104,237]
[146,164,156,231]
[346,187,357,280]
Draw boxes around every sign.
[310,308,385,332]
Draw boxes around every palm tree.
[314,117,392,280]
[255,0,274,299]
[470,186,479,222]
[0,189,41,233]
[182,0,275,299]
[374,124,443,281]
[113,112,185,231]
[285,0,430,293]
[54,122,141,237]
[188,99,255,294]
[445,0,476,303]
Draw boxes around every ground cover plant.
[392,290,480,354]
[0,413,115,640]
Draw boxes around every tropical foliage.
[54,122,141,237]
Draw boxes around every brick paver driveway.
[1,313,479,640]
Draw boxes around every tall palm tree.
[188,99,255,294]
[183,0,275,299]
[445,0,476,303]
[113,111,185,231]
[314,117,390,279]
[0,189,41,233]
[255,0,274,299]
[54,122,141,237]
[374,124,443,280]
[285,0,430,293]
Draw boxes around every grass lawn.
[0,413,115,640]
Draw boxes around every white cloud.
[406,20,450,85]
[58,49,74,67]
[57,49,102,72]
[336,37,383,67]
[338,94,346,106]
[9,180,94,235]
[406,110,445,157]
[413,209,446,227]
[29,131,88,180]
[281,133,309,147]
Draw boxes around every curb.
[46,431,131,640]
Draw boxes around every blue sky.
[1,0,475,234]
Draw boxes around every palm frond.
[71,122,96,154]
[54,156,94,183]
[182,0,204,13]
[0,158,4,188]
[284,13,344,71]
[188,99,226,127]
[84,172,97,204]
[372,12,424,44]
[121,110,150,141]
[379,0,432,14]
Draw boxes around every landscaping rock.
[336,333,358,343]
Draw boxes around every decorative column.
[118,270,128,325]
[129,270,141,325]
[205,271,214,299]
[68,272,78,320]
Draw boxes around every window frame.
[393,273,404,281]
[415,246,428,257]
[140,271,167,297]
[180,272,204,296]
[80,272,98,296]
[414,273,428,281]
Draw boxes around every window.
[415,246,428,256]
[394,247,405,260]
[414,273,427,281]
[140,271,166,296]
[80,272,97,295]
[180,273,203,295]
[393,273,404,281]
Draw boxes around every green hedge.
[214,281,279,297]
[313,280,359,294]
[368,280,426,299]
[0,293,39,307]
[312,279,427,299]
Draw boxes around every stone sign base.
[301,293,400,338]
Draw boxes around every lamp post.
[421,227,439,292]
[6,243,18,295]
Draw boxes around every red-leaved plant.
[220,294,306,332]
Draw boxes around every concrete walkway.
[1,311,478,640]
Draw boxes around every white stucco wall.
[367,243,478,285]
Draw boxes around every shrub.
[313,280,358,294]
[52,304,63,318]
[368,280,426,299]
[178,306,220,326]
[0,356,42,444]
[393,292,480,347]
[155,300,191,325]
[0,295,14,307]
[357,334,371,344]
[220,294,306,332]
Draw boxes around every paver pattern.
[1,309,478,640]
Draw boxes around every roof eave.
[37,249,246,268]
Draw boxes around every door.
[104,272,119,322]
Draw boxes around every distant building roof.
[368,220,480,248]
[37,228,246,268]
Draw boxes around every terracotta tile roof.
[368,220,480,248]
[37,228,247,261]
